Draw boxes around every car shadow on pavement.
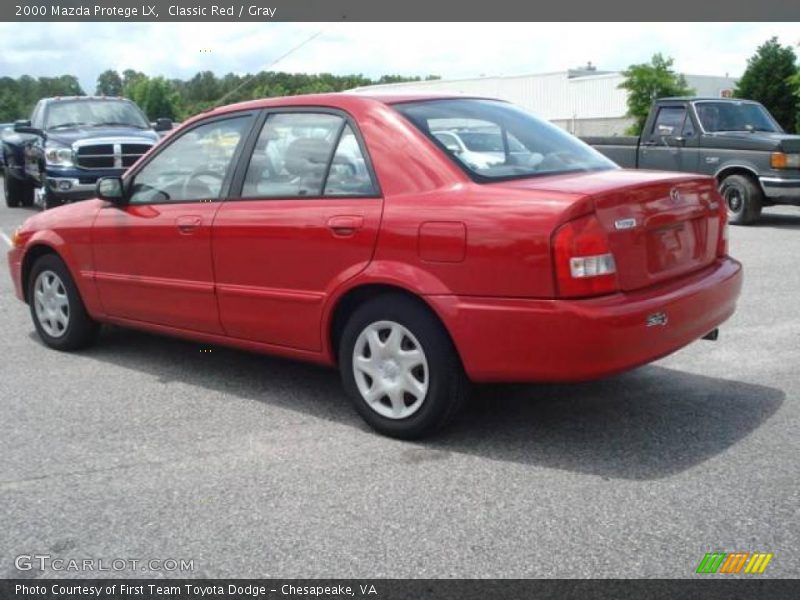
[435,371,783,480]
[751,211,800,229]
[63,326,784,482]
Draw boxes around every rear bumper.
[760,175,800,202]
[428,257,743,382]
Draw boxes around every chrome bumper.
[46,177,97,195]
[760,176,800,201]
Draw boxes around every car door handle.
[327,216,363,236]
[176,215,202,234]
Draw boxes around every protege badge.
[646,312,669,327]
[614,217,637,230]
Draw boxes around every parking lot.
[0,186,798,578]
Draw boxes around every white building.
[351,68,738,136]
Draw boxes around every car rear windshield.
[394,98,616,181]
[44,100,150,130]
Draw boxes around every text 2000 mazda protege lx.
[7,94,743,438]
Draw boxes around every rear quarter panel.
[350,101,593,299]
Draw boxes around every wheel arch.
[20,243,62,303]
[325,282,460,367]
[715,164,762,190]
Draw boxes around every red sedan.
[7,93,742,438]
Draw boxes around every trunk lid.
[496,169,723,292]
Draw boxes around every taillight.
[552,213,619,298]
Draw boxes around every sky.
[0,22,797,93]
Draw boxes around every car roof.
[195,92,499,121]
[43,96,132,103]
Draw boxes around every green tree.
[96,70,123,96]
[790,71,800,132]
[126,77,181,120]
[121,69,147,95]
[0,88,23,121]
[619,53,694,135]
[735,37,799,132]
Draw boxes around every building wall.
[351,70,738,136]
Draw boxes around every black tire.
[27,254,100,351]
[339,294,468,439]
[720,174,762,225]
[4,171,33,208]
[42,188,63,210]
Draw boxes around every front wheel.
[720,174,762,225]
[4,171,33,208]
[339,294,467,439]
[42,188,64,210]
[28,254,100,351]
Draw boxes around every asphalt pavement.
[1,183,798,578]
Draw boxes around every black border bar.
[3,1,800,21]
[1,579,799,600]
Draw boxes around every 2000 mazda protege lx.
[7,94,743,438]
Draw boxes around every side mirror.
[14,119,43,137]
[96,177,126,204]
[153,118,173,132]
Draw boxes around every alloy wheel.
[33,270,70,338]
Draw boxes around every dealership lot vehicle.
[6,94,741,438]
[2,96,171,209]
[584,97,800,225]
[0,122,13,170]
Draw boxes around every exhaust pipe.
[702,328,719,341]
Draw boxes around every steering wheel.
[181,168,224,200]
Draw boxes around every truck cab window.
[651,107,687,138]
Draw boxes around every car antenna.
[212,29,325,109]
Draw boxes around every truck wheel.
[27,254,100,351]
[339,294,468,439]
[720,174,762,225]
[4,172,33,208]
[42,189,63,210]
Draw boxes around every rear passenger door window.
[324,125,377,196]
[241,112,377,198]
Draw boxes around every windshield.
[695,101,781,133]
[395,98,616,181]
[44,100,150,130]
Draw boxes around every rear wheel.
[28,254,100,351]
[720,174,762,225]
[339,294,467,439]
[4,172,33,208]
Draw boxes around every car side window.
[128,116,250,205]
[241,113,377,198]
[242,113,341,198]
[651,106,687,137]
[323,125,377,196]
[681,113,696,138]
